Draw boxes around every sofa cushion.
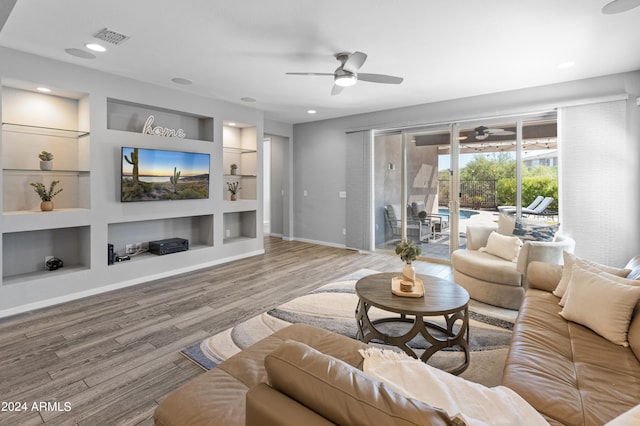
[560,265,640,346]
[479,231,522,262]
[553,252,631,299]
[264,340,454,426]
[451,249,522,287]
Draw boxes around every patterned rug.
[181,269,517,386]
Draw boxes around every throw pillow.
[553,252,632,300]
[512,217,559,242]
[497,213,515,236]
[361,347,549,426]
[559,265,640,347]
[479,231,522,262]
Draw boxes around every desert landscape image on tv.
[121,147,210,202]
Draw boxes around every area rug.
[181,269,517,386]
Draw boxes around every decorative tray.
[391,277,424,298]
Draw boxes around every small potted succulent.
[230,163,238,175]
[226,181,241,201]
[395,239,422,286]
[38,151,54,171]
[30,180,63,211]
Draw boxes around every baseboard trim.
[0,249,265,319]
[293,237,346,249]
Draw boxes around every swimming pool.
[438,208,479,219]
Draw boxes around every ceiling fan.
[286,51,403,95]
[474,126,515,140]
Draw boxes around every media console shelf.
[107,215,214,264]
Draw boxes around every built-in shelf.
[1,122,89,138]
[3,168,90,174]
[2,225,91,282]
[107,98,214,142]
[223,210,257,244]
[108,215,214,263]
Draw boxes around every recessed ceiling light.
[171,77,193,85]
[602,0,640,14]
[240,97,256,102]
[65,48,96,59]
[85,43,107,52]
[557,61,575,69]
[228,122,237,126]
[36,87,51,93]
[307,109,317,114]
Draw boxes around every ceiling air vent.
[93,28,130,45]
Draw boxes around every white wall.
[293,71,640,264]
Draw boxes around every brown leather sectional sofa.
[154,256,640,426]
[503,256,640,425]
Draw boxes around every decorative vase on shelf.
[40,160,53,171]
[230,194,237,201]
[40,201,54,211]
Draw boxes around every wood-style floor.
[0,237,453,426]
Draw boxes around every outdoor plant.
[226,181,241,195]
[30,180,63,201]
[38,151,54,161]
[395,239,421,263]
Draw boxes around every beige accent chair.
[451,224,575,309]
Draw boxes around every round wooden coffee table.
[355,272,470,375]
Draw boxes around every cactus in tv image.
[124,148,139,186]
[170,167,181,193]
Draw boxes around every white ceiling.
[1,0,639,124]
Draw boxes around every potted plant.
[395,239,422,285]
[230,163,238,175]
[226,181,241,201]
[30,180,63,211]
[38,151,54,171]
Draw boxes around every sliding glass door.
[373,112,558,263]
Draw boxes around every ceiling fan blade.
[358,73,403,84]
[286,72,334,76]
[331,84,345,96]
[343,51,367,73]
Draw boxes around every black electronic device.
[149,238,189,255]
[46,257,64,271]
[108,243,115,265]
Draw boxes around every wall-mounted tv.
[121,147,210,202]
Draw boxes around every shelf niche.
[107,98,214,142]
[223,124,257,201]
[1,86,90,212]
[223,210,257,243]
[107,215,214,263]
[2,225,91,283]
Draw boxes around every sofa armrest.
[466,225,498,251]
[246,383,335,426]
[526,261,563,292]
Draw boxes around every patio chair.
[501,197,554,216]
[498,195,544,212]
[411,202,448,238]
[384,204,431,243]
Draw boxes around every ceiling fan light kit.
[334,72,357,87]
